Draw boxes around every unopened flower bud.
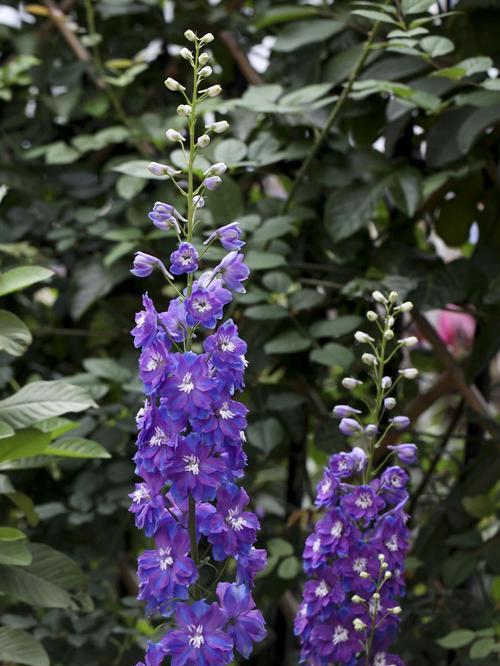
[206,120,230,134]
[381,376,392,390]
[399,368,419,379]
[390,416,410,430]
[384,397,396,410]
[372,592,380,601]
[200,32,214,45]
[193,195,205,208]
[361,353,377,366]
[339,418,362,436]
[333,405,362,419]
[388,291,399,303]
[367,310,378,321]
[389,606,401,614]
[199,52,210,65]
[177,104,191,117]
[164,77,185,92]
[342,377,362,390]
[197,134,210,148]
[166,128,185,142]
[387,316,395,328]
[198,65,213,78]
[398,301,414,312]
[372,290,387,304]
[353,618,367,631]
[381,561,389,570]
[351,447,367,471]
[184,29,197,42]
[385,571,392,579]
[180,47,192,60]
[203,176,222,191]
[352,595,365,604]
[399,336,418,347]
[365,424,378,438]
[204,84,222,97]
[205,162,227,176]
[147,162,181,177]
[388,443,417,464]
[355,331,374,344]
[359,571,370,579]
[378,554,385,562]
[384,329,395,340]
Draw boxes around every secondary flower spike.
[296,291,419,665]
[129,31,266,666]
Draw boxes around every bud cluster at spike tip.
[129,30,266,666]
[295,291,419,665]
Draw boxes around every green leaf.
[351,9,398,25]
[310,343,355,368]
[246,251,286,270]
[70,258,129,320]
[27,543,85,589]
[442,552,476,587]
[280,83,332,107]
[324,45,365,87]
[116,174,147,200]
[254,5,320,28]
[470,638,495,659]
[0,266,54,296]
[83,357,131,383]
[390,168,422,216]
[401,0,436,13]
[0,310,32,356]
[247,418,284,455]
[112,159,166,180]
[0,429,52,463]
[420,35,455,57]
[324,180,388,242]
[0,527,26,541]
[0,564,73,608]
[0,422,14,439]
[245,304,288,321]
[433,56,493,79]
[72,126,129,153]
[264,331,311,354]
[44,141,80,165]
[0,538,32,566]
[252,216,295,243]
[0,381,96,429]
[273,20,345,53]
[456,106,500,155]
[437,629,476,649]
[213,139,247,166]
[0,627,49,666]
[45,437,110,459]
[206,176,244,224]
[267,538,294,557]
[310,316,362,339]
[277,556,301,579]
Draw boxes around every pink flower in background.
[435,307,475,355]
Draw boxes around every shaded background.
[0,0,499,664]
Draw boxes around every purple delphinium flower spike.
[130,32,266,666]
[296,291,419,665]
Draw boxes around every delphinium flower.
[129,31,266,666]
[295,291,419,666]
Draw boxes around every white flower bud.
[180,47,192,60]
[366,310,378,321]
[352,595,365,604]
[381,376,392,389]
[361,353,377,366]
[398,336,418,347]
[164,77,185,92]
[387,316,395,328]
[205,162,227,176]
[147,162,180,177]
[342,377,363,390]
[166,128,185,142]
[384,329,395,340]
[355,331,374,344]
[372,290,387,304]
[177,104,191,117]
[353,618,367,632]
[372,592,380,601]
[199,52,210,66]
[200,32,214,45]
[384,570,392,579]
[359,571,370,579]
[398,301,414,312]
[193,195,205,208]
[389,606,401,615]
[197,134,210,148]
[184,29,197,42]
[388,291,399,303]
[204,84,222,97]
[206,120,229,134]
[378,554,385,562]
[399,368,419,379]
[381,561,389,569]
[198,65,213,78]
[384,397,396,410]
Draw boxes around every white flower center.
[226,508,245,531]
[320,479,331,494]
[299,603,308,618]
[150,426,167,447]
[146,352,163,371]
[385,535,399,552]
[158,547,174,570]
[333,625,348,645]
[353,557,367,574]
[188,625,204,649]
[312,538,321,553]
[194,298,212,313]
[374,653,387,666]
[183,454,200,475]
[131,486,150,503]
[390,475,402,488]
[178,372,194,393]
[219,336,235,352]
[315,580,329,598]
[219,402,235,419]
[180,253,193,265]
[240,430,246,442]
[330,521,343,538]
[136,312,146,327]
[355,493,373,509]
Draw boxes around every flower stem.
[188,494,201,600]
